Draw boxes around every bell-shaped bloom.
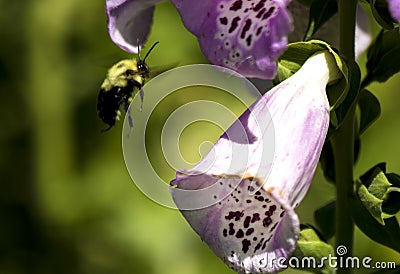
[170,51,341,273]
[387,0,400,24]
[105,0,293,79]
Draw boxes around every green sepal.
[291,224,336,274]
[363,28,400,88]
[352,192,400,253]
[383,173,400,215]
[367,0,395,30]
[275,40,349,112]
[329,59,361,129]
[314,201,335,240]
[303,0,338,41]
[357,163,400,225]
[357,89,381,135]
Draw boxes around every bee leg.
[139,88,144,112]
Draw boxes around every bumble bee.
[97,41,159,131]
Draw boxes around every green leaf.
[291,225,335,274]
[304,0,338,41]
[368,0,395,30]
[352,195,400,253]
[314,201,335,240]
[383,173,400,215]
[358,89,381,135]
[275,40,349,113]
[357,164,400,224]
[364,28,400,87]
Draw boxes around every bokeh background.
[1,0,399,273]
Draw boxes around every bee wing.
[148,63,179,78]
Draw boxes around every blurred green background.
[1,0,399,273]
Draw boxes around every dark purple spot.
[265,211,271,217]
[254,238,265,252]
[246,34,253,46]
[246,228,254,236]
[257,196,264,202]
[225,210,244,221]
[223,228,228,237]
[269,222,278,233]
[255,191,261,195]
[262,7,275,20]
[235,198,240,203]
[254,0,266,12]
[280,211,285,218]
[266,234,273,243]
[213,195,217,199]
[230,0,243,11]
[244,8,249,12]
[228,16,241,33]
[269,205,277,214]
[240,18,252,39]
[236,229,244,238]
[262,204,267,208]
[220,4,224,9]
[242,239,251,253]
[229,223,235,235]
[256,26,263,36]
[248,185,255,192]
[246,199,252,204]
[244,216,251,228]
[251,213,260,223]
[219,17,228,25]
[263,217,272,227]
[256,7,266,18]
[262,238,268,250]
[253,237,258,241]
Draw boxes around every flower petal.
[106,0,161,53]
[172,174,299,273]
[387,0,400,24]
[171,0,293,79]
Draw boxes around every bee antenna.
[137,39,142,61]
[143,41,159,62]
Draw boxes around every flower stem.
[332,0,358,273]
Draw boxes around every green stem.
[332,0,358,273]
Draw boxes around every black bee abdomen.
[97,81,140,130]
[97,86,122,128]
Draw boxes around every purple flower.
[170,51,341,273]
[387,0,400,24]
[106,0,161,53]
[171,0,293,79]
[105,0,293,79]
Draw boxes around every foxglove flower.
[105,0,293,79]
[106,0,161,53]
[387,0,400,24]
[170,51,341,273]
[171,0,293,79]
